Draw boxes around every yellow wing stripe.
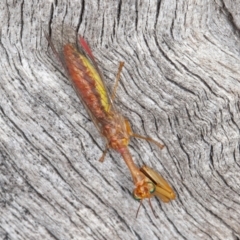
[80,55,110,112]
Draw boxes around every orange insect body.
[63,43,153,196]
[46,30,175,215]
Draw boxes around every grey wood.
[0,0,240,239]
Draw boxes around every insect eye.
[147,182,156,194]
[132,192,141,201]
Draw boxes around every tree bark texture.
[0,1,240,240]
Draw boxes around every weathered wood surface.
[1,1,240,239]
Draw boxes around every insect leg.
[140,166,176,201]
[99,144,110,162]
[111,61,125,101]
[154,185,176,202]
[130,133,165,149]
[124,118,164,149]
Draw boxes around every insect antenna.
[135,200,143,218]
[148,198,158,218]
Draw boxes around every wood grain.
[1,0,240,239]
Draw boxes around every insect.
[45,28,175,215]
